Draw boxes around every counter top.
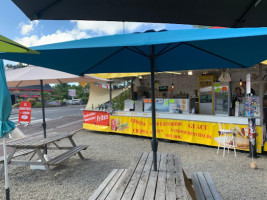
[111,111,261,125]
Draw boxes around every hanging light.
[188,71,193,75]
[171,83,175,89]
[240,79,242,86]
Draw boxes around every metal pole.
[259,64,264,126]
[131,78,134,100]
[3,137,10,200]
[109,82,112,105]
[40,80,47,154]
[150,45,158,171]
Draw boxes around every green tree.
[112,89,130,111]
[52,83,89,103]
[52,83,69,100]
[6,63,27,69]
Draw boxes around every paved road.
[0,106,85,156]
[10,105,84,126]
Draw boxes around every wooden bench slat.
[105,169,128,199]
[121,152,149,200]
[47,145,87,165]
[143,152,161,200]
[197,172,214,200]
[88,169,120,200]
[166,153,176,200]
[192,172,222,200]
[105,153,144,200]
[174,155,187,199]
[155,152,167,200]
[132,152,153,200]
[192,173,206,200]
[204,173,222,200]
[97,169,125,200]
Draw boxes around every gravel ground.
[1,130,267,200]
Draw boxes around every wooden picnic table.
[89,152,188,200]
[0,132,87,179]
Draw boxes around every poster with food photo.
[214,126,252,150]
[111,118,129,132]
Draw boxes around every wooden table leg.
[183,169,197,200]
[35,149,55,180]
[28,150,37,161]
[68,137,84,160]
[0,148,17,178]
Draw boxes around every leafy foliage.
[5,63,27,69]
[51,83,89,103]
[34,102,42,107]
[112,89,130,111]
[27,98,36,106]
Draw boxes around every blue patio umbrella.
[0,59,15,200]
[2,28,267,170]
[10,0,267,28]
[0,59,14,139]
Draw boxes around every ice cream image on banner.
[214,126,250,149]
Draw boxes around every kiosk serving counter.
[83,109,264,153]
[83,70,266,154]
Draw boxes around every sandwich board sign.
[18,101,32,124]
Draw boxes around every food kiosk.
[83,69,266,154]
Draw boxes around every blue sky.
[1,0,193,49]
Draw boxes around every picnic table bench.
[89,152,188,200]
[191,172,222,200]
[0,131,87,179]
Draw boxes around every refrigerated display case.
[199,75,214,115]
[214,82,230,116]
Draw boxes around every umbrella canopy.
[1,28,267,75]
[11,0,267,28]
[5,66,108,87]
[31,95,40,98]
[0,34,38,54]
[0,34,38,200]
[0,60,15,137]
[3,28,267,171]
[5,65,108,154]
[0,59,15,200]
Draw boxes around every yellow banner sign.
[84,115,262,153]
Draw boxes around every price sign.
[18,101,32,124]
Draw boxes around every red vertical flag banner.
[18,101,32,124]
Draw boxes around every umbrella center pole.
[40,80,47,154]
[150,45,158,171]
[3,137,10,200]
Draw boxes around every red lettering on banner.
[19,101,31,123]
[188,123,208,130]
[131,118,146,126]
[83,110,109,126]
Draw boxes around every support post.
[40,80,47,154]
[3,137,10,200]
[109,82,112,105]
[150,45,158,171]
[131,78,134,100]
[259,64,264,126]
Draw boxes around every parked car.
[72,99,82,105]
